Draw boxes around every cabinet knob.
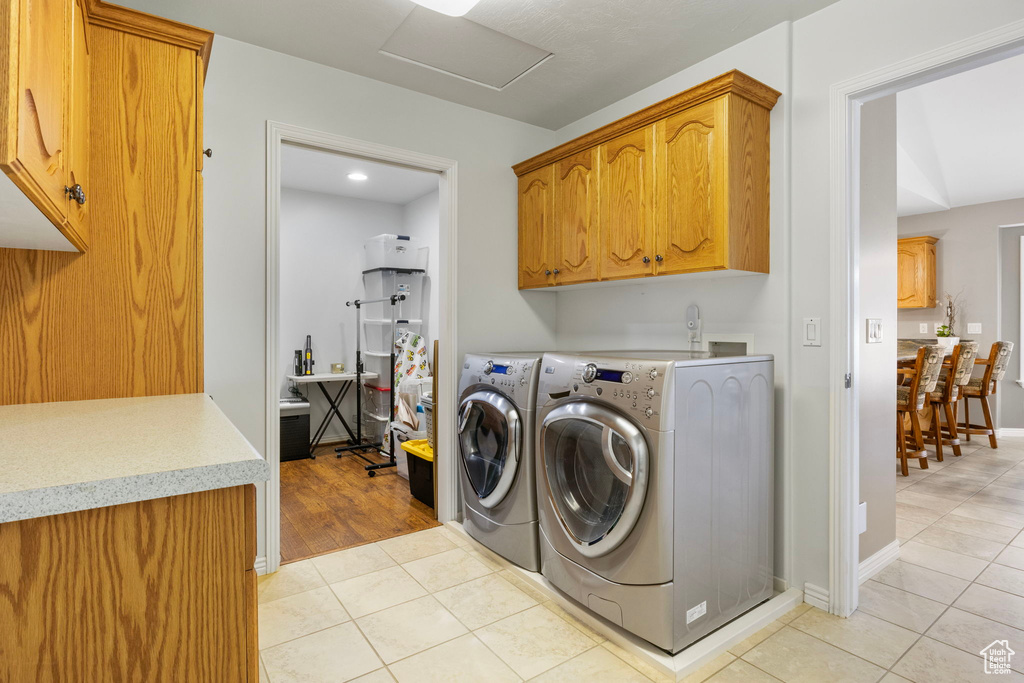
[545,270,552,276]
[642,256,650,264]
[203,148,213,158]
[655,254,663,262]
[65,184,86,205]
[553,268,560,274]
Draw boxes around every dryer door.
[458,390,522,509]
[541,402,649,558]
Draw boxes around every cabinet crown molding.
[512,69,781,177]
[85,0,214,72]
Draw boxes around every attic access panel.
[380,7,552,90]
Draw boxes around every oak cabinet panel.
[518,165,555,289]
[599,125,655,280]
[898,236,937,309]
[65,0,89,242]
[553,148,599,285]
[654,99,723,275]
[514,71,779,289]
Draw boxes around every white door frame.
[829,20,1024,616]
[264,121,459,574]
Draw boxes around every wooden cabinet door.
[9,0,69,222]
[654,99,725,274]
[518,165,555,289]
[599,125,655,280]
[65,0,89,243]
[553,148,599,285]
[897,238,936,308]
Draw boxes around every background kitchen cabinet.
[517,164,555,289]
[897,235,937,308]
[599,125,655,281]
[553,148,600,285]
[65,0,89,242]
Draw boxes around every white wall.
[857,95,898,563]
[402,190,441,347]
[203,37,558,560]
[279,189,404,440]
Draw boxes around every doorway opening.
[831,23,1024,616]
[265,123,459,572]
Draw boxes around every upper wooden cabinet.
[517,165,555,289]
[897,236,938,309]
[0,0,90,251]
[514,70,779,289]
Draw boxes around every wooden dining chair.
[924,341,979,460]
[958,341,1014,449]
[897,344,944,476]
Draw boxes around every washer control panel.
[541,354,672,427]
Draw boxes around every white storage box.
[362,270,426,321]
[363,385,392,420]
[364,320,423,355]
[361,414,389,443]
[361,353,393,387]
[364,234,428,271]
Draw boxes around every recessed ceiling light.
[347,172,368,181]
[410,0,480,17]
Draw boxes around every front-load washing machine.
[536,351,774,653]
[458,353,542,571]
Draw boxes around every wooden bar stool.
[924,341,979,460]
[897,344,944,476]
[958,341,1014,449]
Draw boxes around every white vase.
[935,336,959,349]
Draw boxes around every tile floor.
[258,437,1024,682]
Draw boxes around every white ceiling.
[897,53,1024,217]
[113,0,837,130]
[281,144,438,204]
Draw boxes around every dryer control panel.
[539,353,673,428]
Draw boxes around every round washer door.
[540,401,649,558]
[458,390,522,509]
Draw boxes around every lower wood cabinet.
[898,235,938,309]
[514,70,779,289]
[0,485,258,682]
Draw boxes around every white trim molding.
[803,583,830,612]
[829,18,1024,617]
[998,428,1024,438]
[858,540,900,584]
[264,121,459,574]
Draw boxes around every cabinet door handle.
[553,268,560,274]
[642,256,650,264]
[545,270,552,275]
[655,254,663,262]
[203,148,213,158]
[65,184,86,205]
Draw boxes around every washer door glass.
[541,402,649,557]
[458,391,521,509]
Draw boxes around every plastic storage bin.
[362,270,426,321]
[364,234,428,271]
[361,414,388,443]
[363,384,391,420]
[364,320,422,355]
[400,439,434,508]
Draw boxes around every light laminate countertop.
[0,394,269,524]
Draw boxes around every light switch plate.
[803,317,821,347]
[866,318,883,344]
[919,323,929,334]
[967,323,982,335]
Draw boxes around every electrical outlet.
[919,323,929,334]
[967,323,982,335]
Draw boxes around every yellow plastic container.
[400,439,434,507]
[400,439,434,462]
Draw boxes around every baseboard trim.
[254,556,268,575]
[858,540,900,584]
[998,428,1024,438]
[773,576,789,594]
[803,582,829,611]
